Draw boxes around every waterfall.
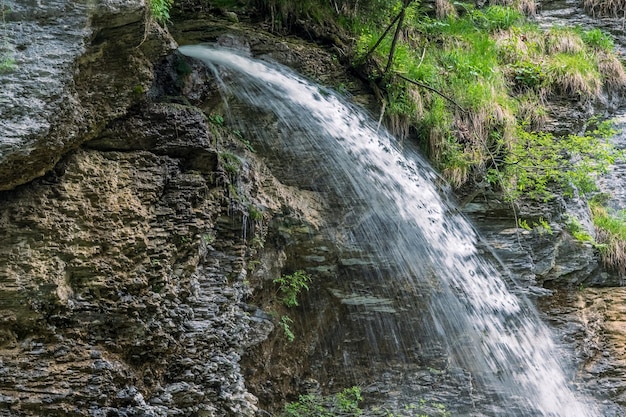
[179,44,599,416]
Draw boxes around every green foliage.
[488,120,621,201]
[209,113,225,126]
[517,217,552,234]
[511,61,546,90]
[220,152,242,178]
[281,387,363,417]
[148,0,173,24]
[564,215,595,243]
[471,5,524,31]
[273,270,311,307]
[247,204,263,221]
[0,53,14,73]
[578,27,615,51]
[278,315,295,342]
[1,0,14,73]
[518,218,531,230]
[202,232,215,245]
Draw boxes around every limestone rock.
[0,0,175,191]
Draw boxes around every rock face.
[461,190,613,290]
[0,8,339,412]
[539,287,626,414]
[0,101,261,415]
[1,0,625,415]
[0,0,174,191]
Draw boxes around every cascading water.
[179,44,602,416]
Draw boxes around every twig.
[384,7,407,74]
[364,10,403,61]
[395,73,468,113]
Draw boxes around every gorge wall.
[0,0,624,415]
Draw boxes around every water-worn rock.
[0,0,174,191]
[461,189,609,289]
[538,288,626,415]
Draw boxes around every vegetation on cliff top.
[190,1,626,263]
[197,0,626,202]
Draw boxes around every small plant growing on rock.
[281,386,363,417]
[148,0,173,24]
[274,270,312,308]
[279,315,295,342]
[564,215,595,243]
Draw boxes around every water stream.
[179,45,603,416]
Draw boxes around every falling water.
[179,45,600,416]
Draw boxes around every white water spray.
[180,44,598,416]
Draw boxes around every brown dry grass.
[516,94,548,131]
[545,30,585,55]
[436,0,457,19]
[547,63,603,101]
[597,51,626,91]
[595,228,626,275]
[583,0,626,17]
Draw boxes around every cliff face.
[0,3,338,412]
[0,90,262,416]
[0,2,262,414]
[0,0,173,191]
[0,1,622,415]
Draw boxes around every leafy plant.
[511,61,546,90]
[274,270,312,308]
[279,315,295,342]
[281,386,363,417]
[148,0,173,24]
[209,113,225,126]
[488,120,621,202]
[564,215,595,243]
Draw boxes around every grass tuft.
[591,202,626,275]
[583,0,626,17]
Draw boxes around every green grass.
[590,201,626,274]
[354,4,625,190]
[0,54,14,73]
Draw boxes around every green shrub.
[578,27,614,51]
[273,270,312,308]
[511,61,546,90]
[278,315,295,342]
[281,387,363,417]
[149,0,173,24]
[488,120,620,202]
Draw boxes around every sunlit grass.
[355,2,625,188]
[590,201,626,275]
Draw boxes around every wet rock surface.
[539,287,626,415]
[461,191,609,289]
